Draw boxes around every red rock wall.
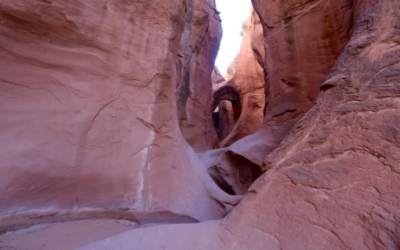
[176,0,221,152]
[204,9,267,196]
[205,0,354,197]
[216,9,266,147]
[0,0,240,232]
[79,0,400,249]
[211,66,225,84]
[228,0,354,166]
[2,0,400,249]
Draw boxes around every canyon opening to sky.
[215,0,251,75]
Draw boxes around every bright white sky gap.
[215,0,251,75]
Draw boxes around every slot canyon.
[0,0,399,249]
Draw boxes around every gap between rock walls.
[198,0,354,198]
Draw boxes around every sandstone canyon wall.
[225,0,355,167]
[203,0,354,198]
[0,0,240,233]
[211,66,225,84]
[80,0,400,249]
[1,0,400,249]
[212,9,266,147]
[176,0,221,152]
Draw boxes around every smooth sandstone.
[0,0,240,233]
[1,0,400,249]
[81,0,400,249]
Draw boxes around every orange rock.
[230,0,355,166]
[213,9,265,146]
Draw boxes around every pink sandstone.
[1,0,400,249]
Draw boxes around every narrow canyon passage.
[1,0,400,249]
[204,0,355,197]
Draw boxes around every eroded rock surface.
[213,9,266,147]
[0,0,240,233]
[207,0,354,197]
[2,0,400,249]
[211,66,225,84]
[176,0,221,152]
[229,0,355,166]
[80,0,400,249]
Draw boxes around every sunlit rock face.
[205,9,266,196]
[228,0,355,167]
[207,0,354,197]
[213,9,266,147]
[0,0,241,233]
[176,0,221,152]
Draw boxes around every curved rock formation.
[206,0,354,197]
[212,9,265,145]
[229,0,355,167]
[212,85,239,140]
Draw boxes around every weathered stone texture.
[1,0,400,249]
[213,9,265,147]
[80,0,400,249]
[176,0,222,152]
[0,0,240,233]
